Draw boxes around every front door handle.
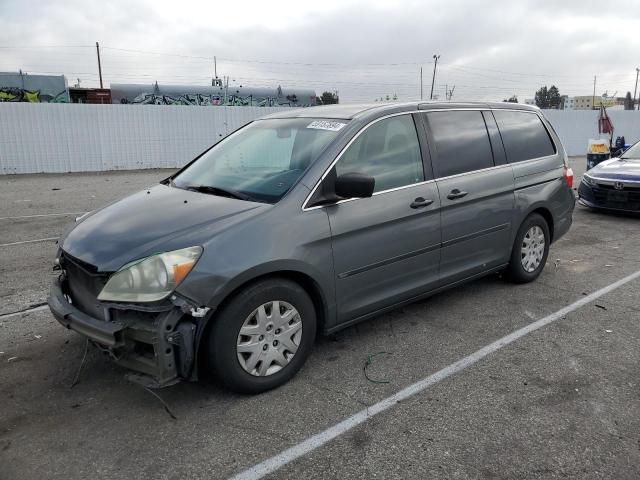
[410,197,434,209]
[447,189,468,200]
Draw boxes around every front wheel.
[506,213,550,283]
[206,278,316,394]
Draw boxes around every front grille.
[591,187,640,211]
[595,182,640,191]
[61,251,111,320]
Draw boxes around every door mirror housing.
[334,173,375,199]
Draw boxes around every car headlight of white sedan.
[98,246,202,303]
[582,174,596,187]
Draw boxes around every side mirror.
[334,173,375,199]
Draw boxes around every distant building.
[568,96,593,110]
[111,83,316,107]
[0,72,69,103]
[560,95,624,110]
[69,87,112,104]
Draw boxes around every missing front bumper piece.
[48,275,202,387]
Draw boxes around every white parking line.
[0,237,58,248]
[229,268,640,480]
[0,212,84,221]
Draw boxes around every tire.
[206,278,316,394]
[506,213,550,284]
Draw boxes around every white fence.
[542,109,640,156]
[1,104,640,174]
[0,103,290,174]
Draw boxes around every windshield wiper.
[182,184,255,202]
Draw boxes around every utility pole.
[445,84,447,100]
[635,68,640,111]
[420,67,423,100]
[592,75,596,110]
[212,56,222,86]
[96,42,103,89]
[430,54,440,100]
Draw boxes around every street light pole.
[635,68,640,111]
[430,54,440,100]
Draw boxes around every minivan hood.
[62,184,263,271]
[589,158,640,180]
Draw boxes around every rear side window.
[493,110,556,163]
[336,114,424,193]
[426,111,494,177]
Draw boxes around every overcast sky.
[1,0,639,102]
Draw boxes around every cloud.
[1,0,639,102]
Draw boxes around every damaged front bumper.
[48,275,206,387]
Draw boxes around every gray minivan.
[48,102,575,393]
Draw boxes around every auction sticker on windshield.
[307,120,346,131]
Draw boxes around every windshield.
[620,141,640,159]
[172,118,347,203]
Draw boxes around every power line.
[4,45,640,102]
[100,46,433,67]
[0,45,94,49]
[3,44,638,82]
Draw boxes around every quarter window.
[426,111,495,177]
[335,115,424,192]
[493,110,556,162]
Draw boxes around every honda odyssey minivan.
[49,102,575,393]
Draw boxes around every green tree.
[535,85,561,109]
[548,86,561,109]
[503,95,518,103]
[534,86,549,108]
[316,91,339,105]
[624,91,633,110]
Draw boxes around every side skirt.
[324,263,509,335]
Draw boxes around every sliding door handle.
[410,197,434,209]
[447,189,468,200]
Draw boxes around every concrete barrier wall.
[2,104,640,174]
[0,103,290,174]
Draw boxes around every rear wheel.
[206,278,316,394]
[506,213,550,283]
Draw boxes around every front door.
[325,113,442,322]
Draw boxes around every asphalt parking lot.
[1,157,639,480]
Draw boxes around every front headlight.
[582,174,595,187]
[97,246,202,303]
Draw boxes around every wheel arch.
[527,206,555,242]
[194,267,331,380]
[515,200,555,244]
